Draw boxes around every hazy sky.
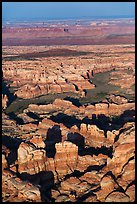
[2,2,135,21]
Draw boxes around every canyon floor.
[2,18,135,202]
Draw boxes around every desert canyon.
[2,18,135,202]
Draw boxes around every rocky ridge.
[2,96,135,202]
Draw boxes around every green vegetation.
[79,71,120,104]
[5,92,78,115]
[131,84,135,92]
[5,70,135,115]
[79,70,135,104]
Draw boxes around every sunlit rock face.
[17,142,47,174]
[17,141,78,179]
[107,122,135,177]
[2,154,8,170]
[2,94,8,109]
[107,94,128,104]
[12,70,95,99]
[54,142,78,177]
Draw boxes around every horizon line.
[2,14,135,22]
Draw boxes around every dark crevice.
[67,132,85,149]
[105,189,130,201]
[102,171,126,194]
[7,112,24,125]
[85,163,106,173]
[64,163,106,183]
[44,125,62,158]
[2,135,23,150]
[17,171,55,202]
[73,83,79,91]
[76,190,97,202]
[125,180,135,192]
[78,146,113,158]
[64,170,83,181]
[26,111,41,121]
[2,135,23,165]
[117,156,135,179]
[2,80,17,107]
[64,97,82,107]
[114,121,135,143]
[50,113,81,128]
[49,110,135,136]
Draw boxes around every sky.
[2,2,135,22]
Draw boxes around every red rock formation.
[18,142,47,174]
[2,154,8,170]
[85,102,135,117]
[15,84,48,99]
[79,123,112,148]
[30,136,46,148]
[95,175,118,202]
[80,171,101,185]
[17,141,78,180]
[2,145,10,158]
[107,94,128,104]
[60,176,91,199]
[54,142,78,177]
[20,123,38,132]
[105,191,130,202]
[2,94,8,109]
[107,122,135,177]
[2,38,135,202]
[2,169,41,202]
[117,158,135,190]
[125,184,135,202]
[53,98,74,108]
[2,117,135,202]
[106,130,119,143]
[76,155,100,172]
[13,72,95,99]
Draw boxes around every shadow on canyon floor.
[49,109,135,133]
[2,80,17,106]
[18,171,55,202]
[7,112,24,125]
[44,125,62,158]
[2,135,23,165]
[67,132,85,149]
[50,113,82,128]
[64,96,82,107]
